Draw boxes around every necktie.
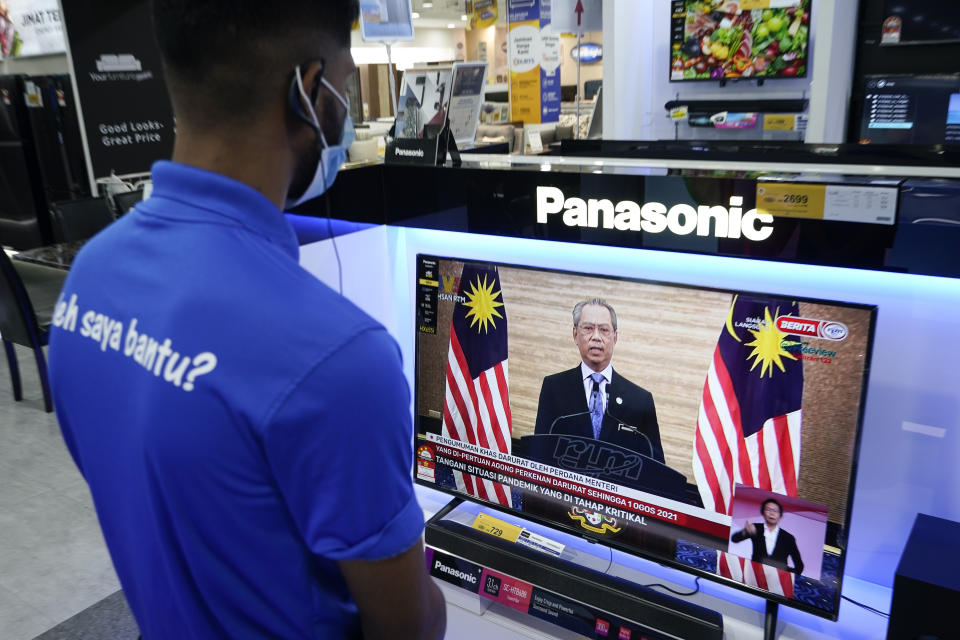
[589,373,604,439]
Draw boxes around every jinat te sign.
[536,186,774,241]
[0,0,66,58]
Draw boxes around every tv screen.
[396,68,453,140]
[413,254,875,619]
[881,1,960,45]
[858,74,960,145]
[670,0,810,81]
[359,0,415,42]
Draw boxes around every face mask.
[286,66,355,209]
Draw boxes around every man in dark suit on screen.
[533,299,665,463]
[731,498,804,575]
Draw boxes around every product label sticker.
[472,512,523,543]
[756,182,826,219]
[763,114,797,131]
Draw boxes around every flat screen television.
[413,254,875,620]
[670,0,810,81]
[359,0,415,42]
[396,67,453,140]
[858,74,960,145]
[880,1,960,45]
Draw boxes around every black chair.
[50,196,114,243]
[584,80,602,101]
[0,249,67,412]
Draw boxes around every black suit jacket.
[533,366,664,463]
[731,524,804,575]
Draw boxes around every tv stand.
[765,600,779,640]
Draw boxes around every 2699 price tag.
[756,183,826,219]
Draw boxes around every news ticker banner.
[426,546,657,640]
[60,0,174,187]
[419,433,730,539]
[756,182,899,225]
[508,0,560,125]
[0,0,66,58]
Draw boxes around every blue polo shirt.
[48,161,423,639]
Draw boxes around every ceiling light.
[423,2,433,7]
[461,14,468,21]
[412,11,420,18]
[447,23,456,28]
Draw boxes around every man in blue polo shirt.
[48,1,445,638]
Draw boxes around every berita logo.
[536,187,774,241]
[775,316,848,341]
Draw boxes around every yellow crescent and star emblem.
[462,274,504,334]
[725,295,799,378]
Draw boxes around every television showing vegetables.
[670,0,810,82]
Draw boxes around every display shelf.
[424,497,723,640]
[298,148,958,638]
[413,486,890,640]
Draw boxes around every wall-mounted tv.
[670,0,810,81]
[881,1,960,45]
[413,254,875,619]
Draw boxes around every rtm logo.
[536,186,774,241]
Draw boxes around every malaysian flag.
[718,551,795,599]
[693,294,804,514]
[442,264,512,506]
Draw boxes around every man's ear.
[296,61,325,111]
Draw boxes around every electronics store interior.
[2,1,958,639]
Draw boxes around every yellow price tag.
[670,106,689,121]
[418,278,439,287]
[742,0,802,9]
[756,183,827,219]
[763,114,797,131]
[472,512,523,543]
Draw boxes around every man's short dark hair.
[153,1,359,122]
[761,498,783,515]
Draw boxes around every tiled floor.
[0,343,121,639]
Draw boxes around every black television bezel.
[412,251,877,621]
[669,0,811,84]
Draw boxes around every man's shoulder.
[611,370,652,398]
[778,527,797,543]
[541,366,581,386]
[276,277,393,362]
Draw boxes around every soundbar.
[425,500,723,640]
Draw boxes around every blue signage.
[570,42,603,64]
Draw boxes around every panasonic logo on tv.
[536,186,774,242]
[395,148,425,158]
[433,559,478,584]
